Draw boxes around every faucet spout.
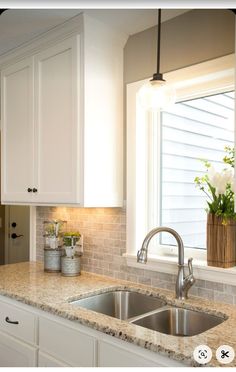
[137,227,195,300]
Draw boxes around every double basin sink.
[70,290,225,337]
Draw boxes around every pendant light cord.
[152,9,164,82]
[156,9,161,74]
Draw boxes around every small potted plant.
[63,232,81,258]
[61,231,82,277]
[43,220,66,272]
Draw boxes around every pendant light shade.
[138,9,175,111]
[138,79,176,110]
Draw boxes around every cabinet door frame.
[1,57,35,203]
[38,351,70,367]
[33,36,81,204]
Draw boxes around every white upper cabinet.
[1,14,126,206]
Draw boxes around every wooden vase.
[207,213,236,268]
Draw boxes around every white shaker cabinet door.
[1,58,34,203]
[33,36,81,204]
[0,330,37,367]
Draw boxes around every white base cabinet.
[98,339,160,367]
[39,316,96,367]
[0,294,187,368]
[0,331,37,367]
[38,351,69,367]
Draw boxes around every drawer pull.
[5,316,19,325]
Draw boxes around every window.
[159,91,234,249]
[126,55,235,262]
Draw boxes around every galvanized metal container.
[44,248,62,272]
[61,255,81,277]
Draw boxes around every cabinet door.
[98,340,158,367]
[0,330,37,367]
[39,316,96,367]
[38,351,69,367]
[1,58,34,203]
[34,37,81,204]
[98,339,186,367]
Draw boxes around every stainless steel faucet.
[137,227,195,300]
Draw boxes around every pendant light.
[138,9,176,111]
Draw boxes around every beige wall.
[124,9,235,84]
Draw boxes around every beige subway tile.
[195,279,206,289]
[138,277,151,286]
[224,284,236,295]
[108,263,121,271]
[93,267,104,275]
[214,292,233,304]
[103,270,115,278]
[114,271,127,280]
[205,281,223,292]
[197,288,214,300]
[126,274,138,283]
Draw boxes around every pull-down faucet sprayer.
[137,227,195,300]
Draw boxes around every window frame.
[125,54,236,284]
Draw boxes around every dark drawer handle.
[11,233,24,239]
[5,316,19,325]
[32,188,38,193]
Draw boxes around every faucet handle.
[137,248,147,264]
[188,257,194,275]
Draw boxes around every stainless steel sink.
[131,307,225,336]
[70,290,166,320]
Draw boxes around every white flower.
[207,165,234,196]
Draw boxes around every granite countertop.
[0,261,235,367]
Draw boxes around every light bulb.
[138,79,176,111]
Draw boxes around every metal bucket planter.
[44,248,62,272]
[61,255,81,277]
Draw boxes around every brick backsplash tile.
[151,279,174,291]
[195,279,206,289]
[205,281,224,292]
[36,206,236,305]
[197,288,214,300]
[126,274,138,283]
[138,276,151,286]
[224,284,236,295]
[214,292,234,304]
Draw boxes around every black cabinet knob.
[32,188,38,193]
[27,188,32,192]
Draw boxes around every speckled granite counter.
[0,261,235,367]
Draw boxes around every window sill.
[124,253,236,286]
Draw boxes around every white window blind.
[160,91,234,249]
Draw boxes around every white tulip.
[207,165,234,196]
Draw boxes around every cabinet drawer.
[0,300,37,344]
[39,316,96,367]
